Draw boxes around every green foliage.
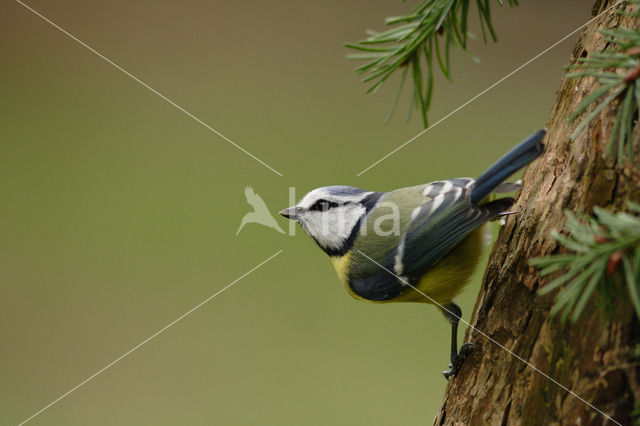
[529,203,640,324]
[567,2,640,165]
[346,0,517,126]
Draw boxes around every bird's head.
[280,186,381,256]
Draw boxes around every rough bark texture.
[435,1,640,425]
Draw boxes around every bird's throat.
[329,251,351,286]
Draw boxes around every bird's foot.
[442,342,477,380]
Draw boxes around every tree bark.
[435,1,640,425]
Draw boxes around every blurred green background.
[2,1,588,424]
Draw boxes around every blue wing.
[396,186,513,282]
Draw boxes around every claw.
[459,342,477,356]
[442,342,478,380]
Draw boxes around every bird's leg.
[441,302,477,380]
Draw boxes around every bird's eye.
[310,199,337,211]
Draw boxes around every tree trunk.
[434,1,640,425]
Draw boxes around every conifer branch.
[567,1,640,165]
[346,0,517,126]
[529,202,640,323]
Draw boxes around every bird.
[236,186,285,235]
[279,129,545,379]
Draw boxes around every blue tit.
[280,129,545,378]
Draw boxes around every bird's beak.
[279,206,300,220]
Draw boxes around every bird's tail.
[470,129,546,205]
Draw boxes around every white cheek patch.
[300,205,366,250]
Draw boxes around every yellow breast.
[387,225,490,304]
[328,225,491,305]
